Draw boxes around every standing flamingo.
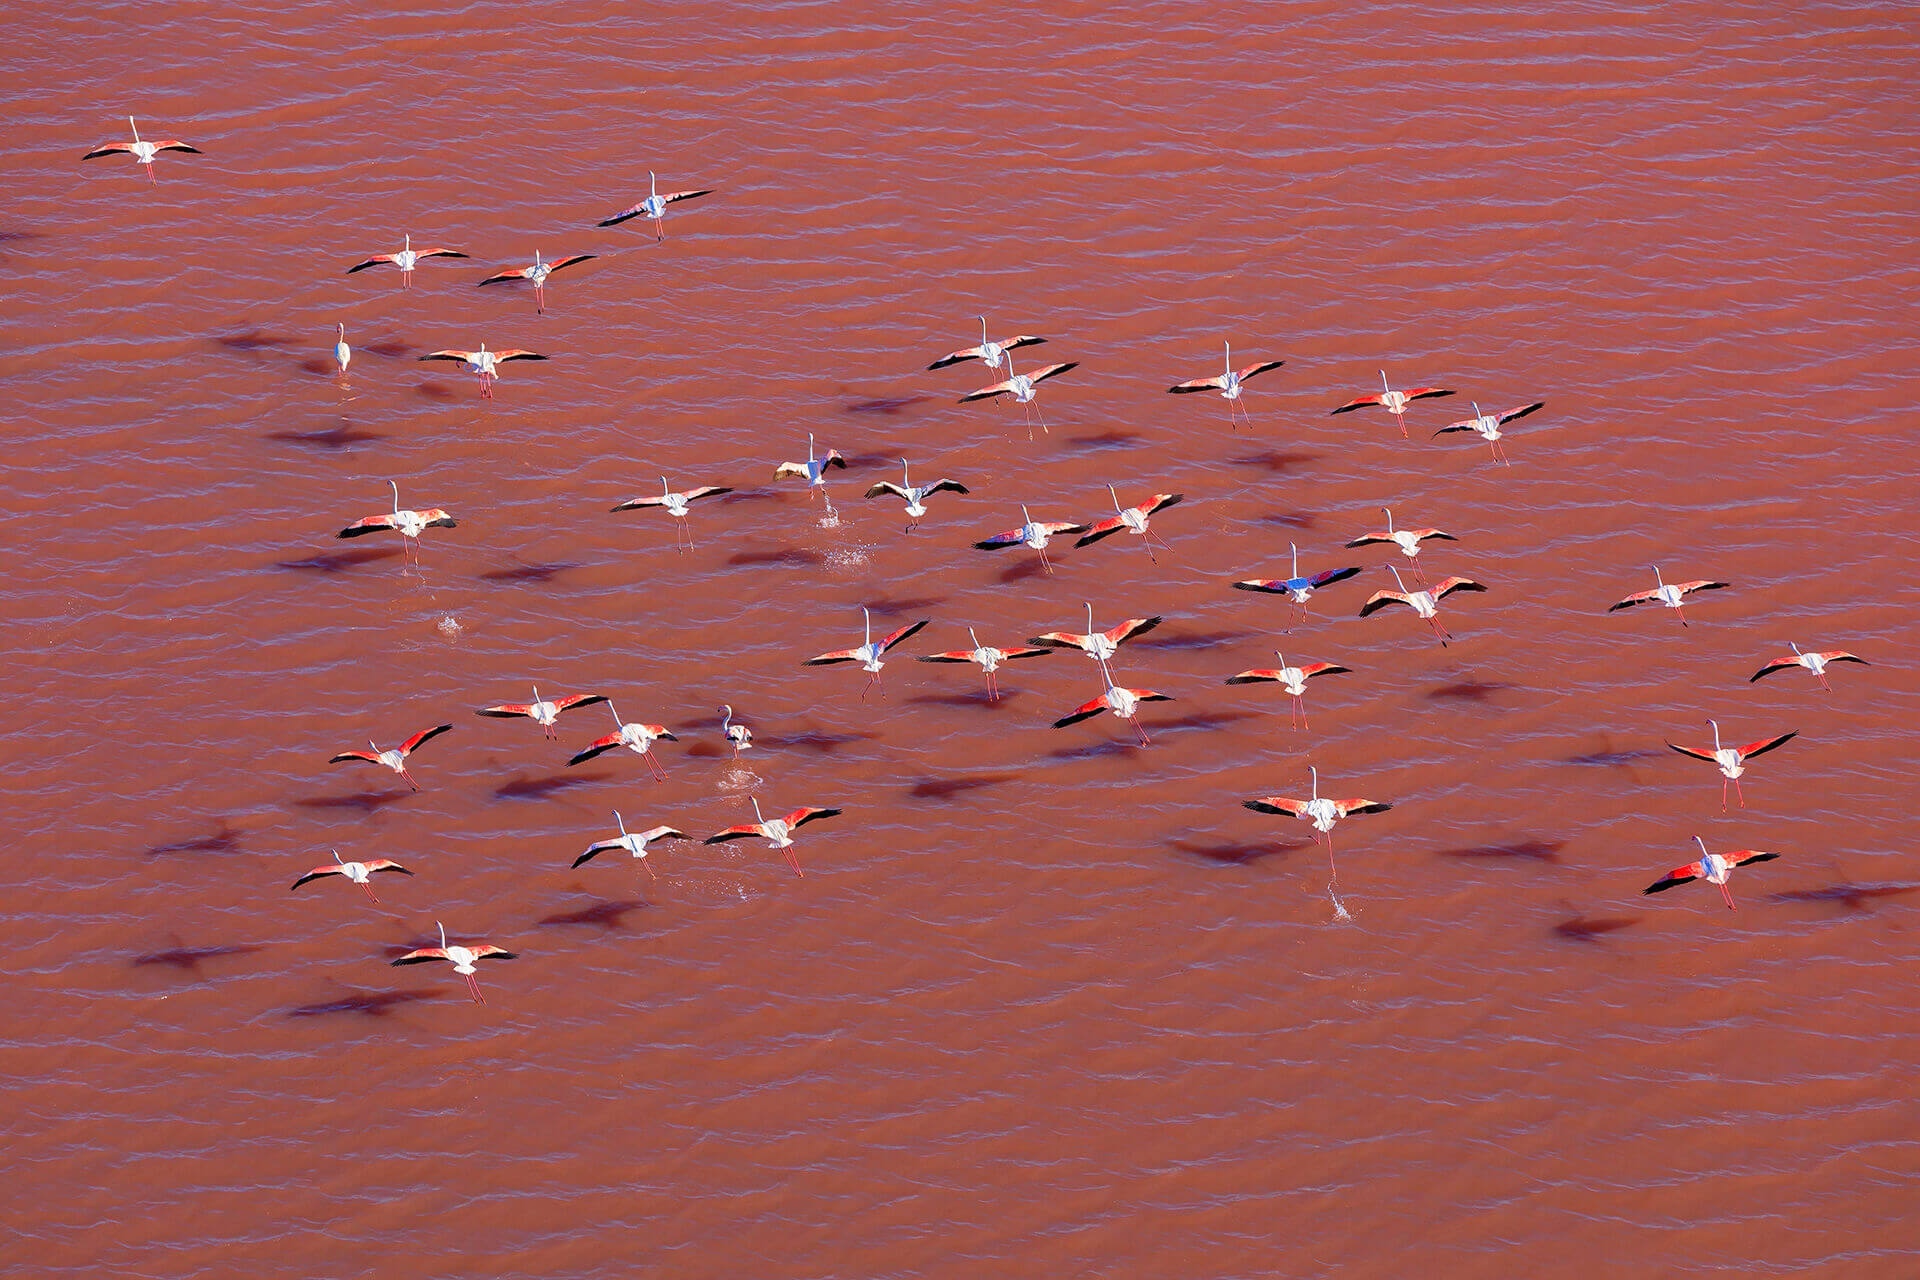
[917,627,1053,701]
[864,460,970,532]
[1609,567,1731,628]
[1330,370,1455,437]
[1053,672,1173,746]
[611,477,734,550]
[703,799,841,877]
[973,506,1089,575]
[83,117,201,181]
[1751,643,1869,691]
[597,171,714,239]
[390,921,516,1004]
[333,323,351,378]
[476,687,608,740]
[567,703,678,779]
[1664,719,1798,810]
[291,850,415,903]
[1343,507,1457,584]
[1434,401,1544,464]
[804,608,930,698]
[346,234,469,288]
[1358,565,1488,647]
[478,250,597,314]
[927,318,1048,371]
[959,355,1079,438]
[1224,654,1352,729]
[1167,341,1284,427]
[417,343,549,399]
[1643,837,1781,910]
[1075,488,1183,563]
[336,481,457,567]
[1231,543,1363,625]
[1027,604,1162,678]
[573,812,689,877]
[719,705,753,757]
[1242,766,1392,878]
[328,723,453,791]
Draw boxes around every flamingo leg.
[535,283,547,314]
[1719,881,1736,910]
[643,858,657,882]
[1734,776,1747,809]
[1407,558,1427,586]
[985,671,998,702]
[361,882,380,904]
[1133,718,1151,747]
[783,845,804,877]
[646,750,668,782]
[1038,546,1054,575]
[1676,605,1689,628]
[402,767,420,792]
[1394,411,1409,439]
[1817,672,1832,692]
[465,974,485,1004]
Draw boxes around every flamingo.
[1644,837,1782,910]
[346,234,468,288]
[1358,565,1488,647]
[328,724,453,791]
[703,798,841,877]
[573,812,689,877]
[1434,401,1544,465]
[1053,672,1173,747]
[611,477,734,550]
[417,343,549,399]
[1751,643,1869,691]
[83,117,201,181]
[773,433,848,517]
[333,323,351,378]
[1609,567,1730,628]
[597,171,714,240]
[864,460,970,532]
[476,686,608,740]
[478,250,597,314]
[927,318,1048,371]
[917,627,1053,701]
[973,506,1089,575]
[1167,341,1284,427]
[958,356,1078,438]
[1665,719,1798,811]
[1343,507,1457,585]
[1224,654,1352,729]
[1231,543,1363,625]
[291,850,414,903]
[390,921,516,1004]
[1330,370,1455,438]
[1075,488,1182,563]
[804,608,930,698]
[1027,604,1162,678]
[336,481,457,567]
[1242,766,1392,878]
[568,703,677,779]
[719,705,753,757]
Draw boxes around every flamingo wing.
[1224,669,1282,685]
[336,513,401,538]
[1359,591,1410,617]
[959,378,1019,403]
[917,651,978,664]
[973,527,1028,550]
[1608,589,1660,611]
[1344,532,1394,548]
[804,647,864,666]
[927,344,989,370]
[1403,387,1455,402]
[470,945,517,961]
[1235,359,1286,381]
[572,838,624,868]
[637,826,690,843]
[550,694,608,714]
[364,859,414,876]
[83,143,137,160]
[1737,731,1797,760]
[1038,521,1089,537]
[346,254,400,273]
[418,350,480,363]
[821,452,847,469]
[1643,861,1706,895]
[864,481,909,501]
[598,201,651,227]
[400,724,454,756]
[704,824,767,844]
[1103,616,1163,646]
[772,461,813,480]
[1330,392,1387,414]
[1496,401,1545,425]
[1168,375,1228,394]
[1026,361,1079,385]
[1748,657,1798,683]
[290,865,346,890]
[415,248,469,260]
[547,254,597,274]
[1729,850,1781,869]
[1243,797,1310,818]
[1053,696,1112,729]
[1664,741,1718,763]
[390,948,450,966]
[1026,630,1092,649]
[1299,663,1353,679]
[1310,566,1363,588]
[1144,493,1183,515]
[1674,580,1731,596]
[1335,799,1393,816]
[1432,421,1480,436]
[492,350,549,363]
[925,479,971,496]
[661,188,713,205]
[1000,335,1047,352]
[681,485,733,502]
[1823,651,1869,666]
[417,509,458,530]
[153,142,202,154]
[567,735,624,767]
[877,619,931,652]
[478,267,532,285]
[1408,529,1457,543]
[1127,689,1174,704]
[1232,579,1289,594]
[611,495,669,511]
[784,807,842,830]
[477,703,535,719]
[1432,577,1489,600]
[1075,515,1129,547]
[328,749,383,765]
[1002,646,1053,660]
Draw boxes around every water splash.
[436,615,464,638]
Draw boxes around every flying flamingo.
[1665,719,1798,810]
[703,799,842,877]
[611,477,734,550]
[1609,567,1731,628]
[1242,766,1392,878]
[1231,543,1363,624]
[719,704,753,757]
[959,355,1079,438]
[1224,653,1352,729]
[973,506,1089,575]
[917,627,1053,701]
[390,921,516,1004]
[346,234,468,288]
[417,343,549,399]
[336,481,457,567]
[1027,604,1162,678]
[1751,643,1869,691]
[1076,488,1182,563]
[478,250,597,314]
[333,323,351,378]
[328,723,453,791]
[291,850,414,903]
[1330,370,1455,437]
[597,171,714,239]
[1358,565,1488,647]
[1053,672,1173,747]
[1433,401,1544,464]
[573,812,689,877]
[1343,507,1457,584]
[774,433,848,517]
[568,703,677,779]
[927,318,1048,371]
[1167,341,1285,427]
[1643,837,1781,910]
[804,608,930,698]
[83,117,201,181]
[476,687,608,740]
[864,460,970,532]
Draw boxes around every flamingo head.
[332,849,344,866]
[436,920,447,949]
[1788,641,1803,657]
[614,810,627,834]
[1381,506,1393,532]
[389,479,401,511]
[1021,504,1034,529]
[1085,601,1095,632]
[1289,542,1299,576]
[1379,369,1390,392]
[1310,765,1319,798]
[750,795,766,824]
[1388,564,1408,593]
[1708,718,1722,750]
[1694,835,1709,857]
[660,476,671,495]
[1107,483,1121,510]
[1652,565,1664,586]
